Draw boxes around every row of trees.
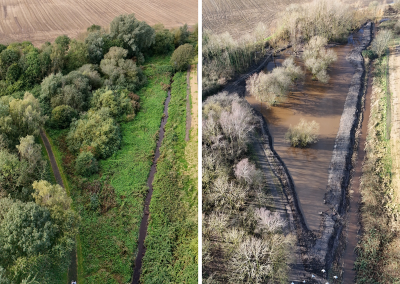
[0,14,197,98]
[0,96,78,282]
[203,92,294,283]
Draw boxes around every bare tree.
[371,29,393,58]
[255,208,287,233]
[246,57,303,107]
[303,36,337,83]
[228,237,273,284]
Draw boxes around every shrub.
[246,57,303,106]
[152,24,174,55]
[40,71,92,113]
[255,208,287,233]
[228,235,294,283]
[303,36,337,83]
[285,119,319,147]
[276,0,358,43]
[65,39,89,73]
[6,63,21,84]
[77,64,102,89]
[85,31,105,64]
[51,105,78,129]
[362,49,378,60]
[371,29,392,58]
[109,14,155,63]
[100,47,145,89]
[87,24,101,33]
[90,193,100,211]
[75,151,98,177]
[203,29,267,96]
[90,88,133,118]
[170,43,194,71]
[67,108,121,159]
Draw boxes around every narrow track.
[185,66,192,141]
[131,89,172,284]
[40,130,77,284]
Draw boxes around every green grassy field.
[46,55,174,283]
[140,72,198,283]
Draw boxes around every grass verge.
[355,54,399,283]
[140,72,198,283]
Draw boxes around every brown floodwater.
[246,43,356,231]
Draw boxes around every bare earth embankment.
[0,0,197,46]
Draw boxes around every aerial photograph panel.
[203,0,400,283]
[0,0,198,283]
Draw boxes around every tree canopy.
[109,14,155,63]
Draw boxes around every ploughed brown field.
[203,0,390,38]
[0,0,198,46]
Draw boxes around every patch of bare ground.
[390,44,400,211]
[185,64,198,181]
[0,0,197,46]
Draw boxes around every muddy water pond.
[246,43,355,231]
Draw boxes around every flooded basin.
[246,43,356,231]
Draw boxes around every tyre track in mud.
[131,88,172,284]
[40,129,77,284]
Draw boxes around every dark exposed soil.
[131,89,172,284]
[40,130,77,283]
[342,63,372,284]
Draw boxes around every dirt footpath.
[389,45,400,208]
[39,130,77,283]
[184,64,198,181]
[40,130,64,188]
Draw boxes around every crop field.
[0,0,197,46]
[203,0,389,38]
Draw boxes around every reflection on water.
[246,43,356,231]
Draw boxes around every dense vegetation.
[202,92,294,283]
[0,13,197,283]
[0,95,77,283]
[285,119,319,147]
[245,57,303,107]
[141,72,197,283]
[202,24,268,96]
[356,20,400,284]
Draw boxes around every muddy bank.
[317,22,372,273]
[341,62,372,284]
[247,42,355,232]
[131,89,172,283]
